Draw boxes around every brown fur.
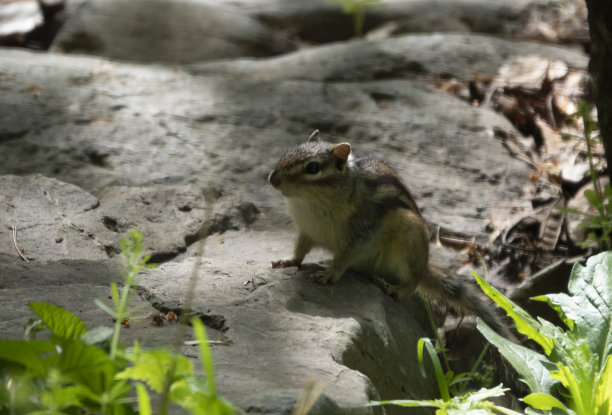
[269,131,510,338]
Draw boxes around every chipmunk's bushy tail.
[418,265,513,339]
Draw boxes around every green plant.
[562,102,612,251]
[326,0,383,37]
[0,230,235,415]
[95,230,155,360]
[474,250,612,415]
[369,337,522,414]
[369,299,514,415]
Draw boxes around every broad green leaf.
[116,348,193,393]
[543,251,612,366]
[0,339,55,376]
[180,391,236,415]
[523,393,567,411]
[29,302,88,340]
[477,320,558,394]
[41,385,83,410]
[472,273,555,355]
[58,339,116,393]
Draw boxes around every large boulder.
[0,19,588,413]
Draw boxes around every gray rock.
[0,174,106,262]
[0,46,535,240]
[51,0,290,64]
[0,12,587,412]
[186,0,588,45]
[139,231,435,413]
[186,33,588,82]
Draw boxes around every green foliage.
[561,102,612,251]
[371,336,518,414]
[474,251,612,415]
[369,381,522,414]
[326,0,383,37]
[0,230,235,415]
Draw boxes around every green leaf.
[477,321,558,395]
[81,326,114,346]
[116,348,193,393]
[94,298,117,318]
[523,393,567,411]
[542,251,612,366]
[472,272,555,355]
[0,339,56,376]
[40,385,83,411]
[136,383,152,415]
[594,355,612,415]
[417,337,450,401]
[58,339,117,393]
[551,364,588,413]
[110,282,120,309]
[192,317,218,397]
[531,295,574,330]
[584,189,603,214]
[29,302,88,340]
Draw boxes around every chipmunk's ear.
[331,143,351,162]
[307,130,321,142]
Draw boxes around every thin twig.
[183,339,232,346]
[12,226,29,262]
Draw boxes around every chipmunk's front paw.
[312,270,333,284]
[271,257,301,269]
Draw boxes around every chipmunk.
[268,130,510,337]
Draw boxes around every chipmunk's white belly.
[285,197,350,253]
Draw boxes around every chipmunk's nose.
[268,170,280,187]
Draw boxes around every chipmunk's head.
[268,130,352,197]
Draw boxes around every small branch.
[183,339,232,346]
[12,226,29,262]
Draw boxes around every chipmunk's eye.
[305,161,320,174]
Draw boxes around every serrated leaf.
[473,273,555,355]
[477,320,558,394]
[41,385,84,410]
[58,339,116,393]
[543,252,612,366]
[115,348,193,393]
[29,302,88,340]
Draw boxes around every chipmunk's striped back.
[269,130,511,340]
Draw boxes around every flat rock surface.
[0,2,589,412]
